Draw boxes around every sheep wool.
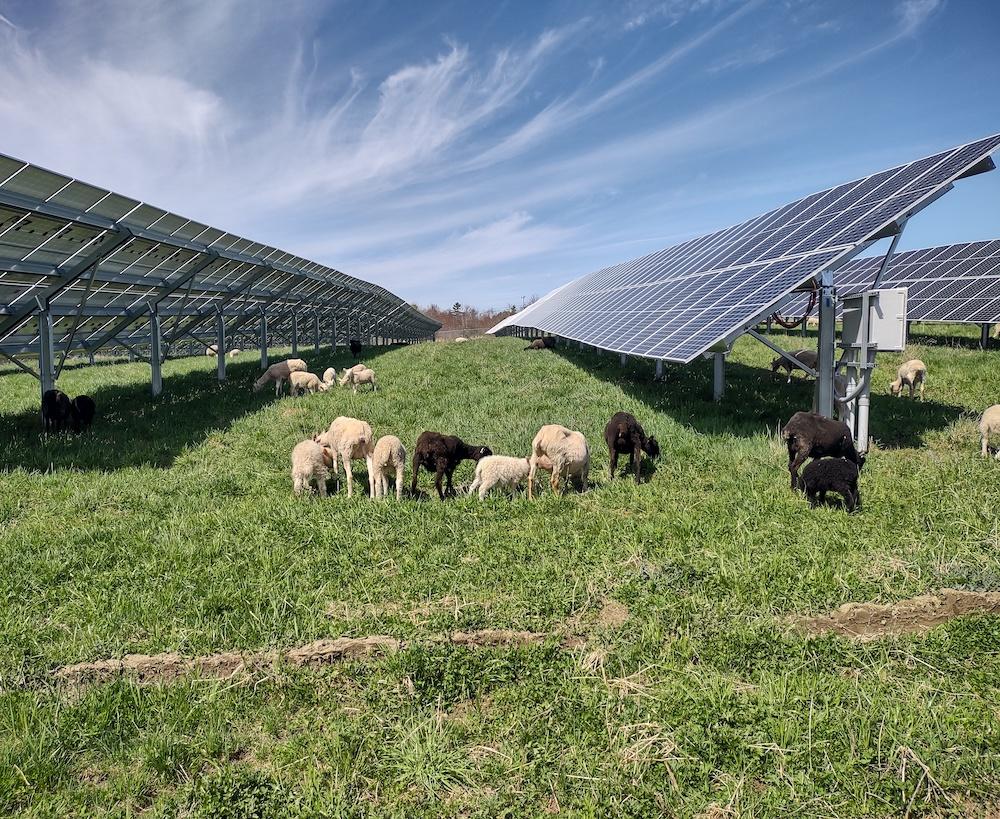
[322,367,337,385]
[319,416,375,497]
[889,359,927,399]
[528,424,590,499]
[339,367,377,393]
[980,404,1000,459]
[372,435,407,500]
[291,438,334,497]
[289,371,327,396]
[253,358,308,395]
[469,455,531,499]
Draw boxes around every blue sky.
[0,0,998,308]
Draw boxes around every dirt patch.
[791,588,1000,640]
[596,600,630,629]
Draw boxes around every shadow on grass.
[551,345,965,448]
[0,346,395,472]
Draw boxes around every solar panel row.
[490,134,1000,361]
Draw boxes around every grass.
[1,326,1000,817]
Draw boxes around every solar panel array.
[0,152,439,364]
[490,134,1000,361]
[779,240,1000,324]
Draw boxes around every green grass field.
[2,326,999,817]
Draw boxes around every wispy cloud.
[896,0,943,35]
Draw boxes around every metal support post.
[215,310,226,382]
[259,313,268,370]
[333,317,338,350]
[981,323,990,350]
[313,314,320,353]
[38,307,55,400]
[713,353,725,401]
[620,353,626,367]
[655,359,663,380]
[150,308,163,397]
[815,268,836,418]
[291,313,299,355]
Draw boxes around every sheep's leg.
[434,459,448,500]
[633,444,642,483]
[343,453,354,498]
[445,466,456,497]
[469,474,481,496]
[982,433,989,458]
[608,449,618,481]
[807,489,817,508]
[788,448,808,490]
[410,454,421,495]
[528,456,537,500]
[316,473,327,498]
[395,465,403,500]
[366,455,375,498]
[293,476,304,496]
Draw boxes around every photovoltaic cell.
[490,134,1000,361]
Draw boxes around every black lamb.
[780,410,863,490]
[41,388,72,433]
[410,431,493,500]
[70,395,97,432]
[799,457,862,512]
[604,411,660,482]
[349,338,362,359]
[524,337,555,350]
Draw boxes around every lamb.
[349,339,362,359]
[525,337,555,351]
[604,411,660,482]
[289,371,328,396]
[228,349,241,359]
[468,455,531,499]
[70,395,96,432]
[799,457,862,512]
[338,366,377,393]
[410,431,493,500]
[291,438,335,497]
[454,337,469,343]
[252,358,307,396]
[41,388,72,433]
[372,435,407,500]
[322,367,337,386]
[980,404,1000,459]
[770,349,818,382]
[889,359,927,399]
[780,411,864,490]
[205,344,218,357]
[528,424,590,499]
[316,416,375,498]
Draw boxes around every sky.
[0,0,998,310]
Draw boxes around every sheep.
[228,349,241,359]
[41,388,72,433]
[338,366,377,393]
[799,457,861,512]
[322,367,337,386]
[349,339,362,359]
[291,438,335,497]
[317,416,375,498]
[454,336,469,343]
[889,359,927,399]
[70,395,96,433]
[372,435,407,500]
[528,424,590,499]
[205,344,218,357]
[524,337,555,351]
[980,404,1000,459]
[253,358,307,396]
[781,411,864,490]
[770,349,818,383]
[410,431,493,500]
[604,411,660,482]
[468,455,531,499]
[288,371,328,396]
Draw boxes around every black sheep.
[410,431,492,500]
[524,337,555,350]
[799,457,861,512]
[780,411,863,490]
[770,349,818,382]
[70,395,97,432]
[604,411,660,482]
[349,338,362,359]
[41,389,72,433]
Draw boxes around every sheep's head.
[317,381,329,392]
[645,436,661,459]
[320,446,336,468]
[470,445,492,460]
[888,379,902,396]
[769,357,783,372]
[856,454,867,471]
[252,376,267,392]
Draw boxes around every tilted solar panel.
[490,134,1000,361]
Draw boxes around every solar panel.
[490,134,1000,361]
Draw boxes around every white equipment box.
[841,288,908,352]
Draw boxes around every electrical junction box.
[840,288,908,352]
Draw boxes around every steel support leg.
[620,353,626,367]
[150,309,163,397]
[291,313,299,356]
[655,359,663,380]
[815,269,836,418]
[38,308,55,401]
[713,353,725,401]
[216,310,226,382]
[259,314,268,370]
[313,315,321,353]
[333,318,338,350]
[981,323,990,350]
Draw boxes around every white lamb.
[338,366,377,393]
[253,358,307,396]
[980,404,1000,459]
[454,337,468,343]
[889,359,927,399]
[289,371,328,396]
[228,349,242,359]
[317,416,375,497]
[291,438,334,497]
[372,435,406,500]
[205,344,218,357]
[322,367,337,386]
[528,424,590,499]
[469,455,531,499]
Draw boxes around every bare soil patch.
[791,588,1000,640]
[596,600,630,629]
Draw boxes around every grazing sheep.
[70,395,96,433]
[980,404,1000,459]
[468,455,531,499]
[454,336,469,343]
[410,431,493,500]
[349,339,362,359]
[338,366,377,393]
[781,411,864,490]
[228,349,241,359]
[770,349,818,382]
[291,438,335,497]
[322,367,337,386]
[604,411,660,482]
[799,457,861,512]
[524,337,555,351]
[289,371,328,396]
[205,344,218,357]
[528,424,590,499]
[41,388,72,433]
[253,358,307,396]
[889,359,927,399]
[317,416,375,498]
[372,435,407,500]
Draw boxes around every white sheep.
[469,455,531,499]
[317,416,375,497]
[338,366,377,393]
[205,344,218,357]
[253,358,307,396]
[980,404,1000,459]
[228,349,242,359]
[528,424,590,499]
[454,337,468,343]
[322,367,337,386]
[291,438,334,497]
[889,359,927,399]
[289,371,328,396]
[372,435,406,500]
